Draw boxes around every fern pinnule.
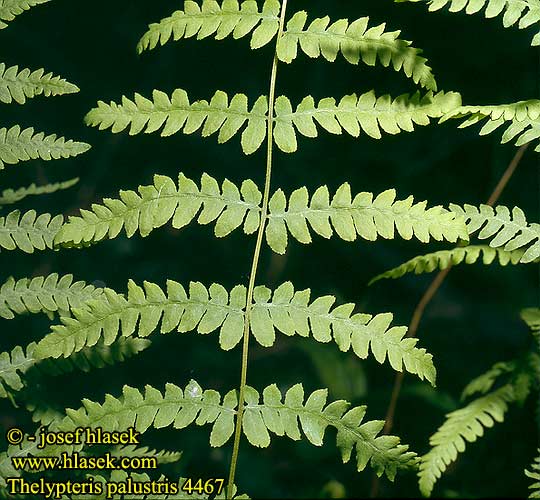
[0,125,90,170]
[0,0,50,30]
[277,11,437,90]
[137,0,281,53]
[396,0,540,46]
[418,384,516,497]
[441,100,540,151]
[0,178,79,206]
[0,63,79,104]
[0,274,102,319]
[450,203,540,263]
[0,209,62,253]
[369,245,526,284]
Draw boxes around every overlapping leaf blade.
[450,203,540,263]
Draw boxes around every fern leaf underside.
[85,89,461,154]
[54,172,468,255]
[33,280,436,383]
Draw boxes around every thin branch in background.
[370,143,530,498]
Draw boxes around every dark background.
[1,0,539,497]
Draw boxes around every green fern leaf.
[52,381,417,480]
[0,63,79,105]
[33,280,247,359]
[526,451,540,498]
[272,90,461,152]
[85,90,268,155]
[0,338,150,399]
[460,360,517,400]
[0,125,90,170]
[277,11,437,90]
[54,172,468,254]
[441,100,540,151]
[251,282,436,384]
[0,0,49,29]
[418,384,515,497]
[0,178,78,206]
[137,0,281,53]
[85,89,461,154]
[396,0,540,46]
[242,383,418,480]
[267,183,468,254]
[450,203,540,263]
[54,173,262,248]
[0,273,102,319]
[369,245,526,284]
[0,209,63,253]
[32,279,435,383]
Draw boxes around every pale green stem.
[226,1,289,498]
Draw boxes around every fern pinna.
[0,0,538,499]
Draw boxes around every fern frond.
[0,63,79,105]
[370,245,526,284]
[0,125,90,170]
[396,0,540,46]
[241,384,418,480]
[441,100,540,151]
[137,0,281,53]
[450,203,540,263]
[251,282,436,383]
[85,90,268,155]
[0,273,102,319]
[266,183,468,254]
[0,0,49,29]
[0,338,151,399]
[277,12,437,90]
[526,451,540,498]
[418,384,515,497]
[0,178,78,206]
[55,173,262,248]
[55,172,467,254]
[33,280,435,383]
[272,90,461,153]
[461,360,517,400]
[85,89,461,154]
[0,209,62,253]
[33,280,247,359]
[55,381,417,480]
